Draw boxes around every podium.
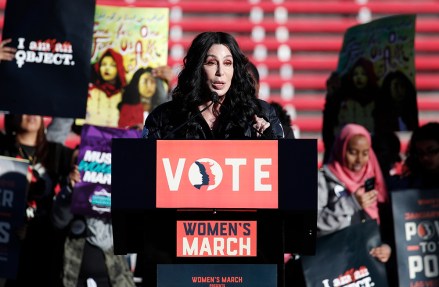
[111,139,317,287]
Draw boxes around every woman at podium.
[141,31,284,140]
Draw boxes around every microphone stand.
[163,92,218,139]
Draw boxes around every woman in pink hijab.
[317,123,391,263]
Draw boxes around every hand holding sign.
[370,243,392,263]
[0,39,16,62]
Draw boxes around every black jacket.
[142,99,285,139]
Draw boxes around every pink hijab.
[327,124,388,220]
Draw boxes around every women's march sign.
[391,189,439,286]
[0,156,28,279]
[0,0,95,118]
[71,124,140,217]
[301,220,389,287]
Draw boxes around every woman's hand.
[68,165,81,187]
[354,187,378,209]
[0,39,16,62]
[253,115,270,137]
[153,65,173,84]
[370,243,391,263]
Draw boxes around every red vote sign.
[156,140,279,209]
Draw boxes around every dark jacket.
[0,135,73,286]
[142,99,285,139]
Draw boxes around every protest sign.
[302,220,389,287]
[80,5,170,128]
[335,14,418,133]
[0,156,28,279]
[391,188,439,286]
[0,0,95,118]
[71,124,140,217]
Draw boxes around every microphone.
[210,91,220,103]
[211,95,267,138]
[162,92,218,139]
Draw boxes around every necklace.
[201,104,220,130]
[18,144,37,165]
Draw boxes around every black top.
[143,99,285,140]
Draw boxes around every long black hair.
[172,32,259,128]
[379,70,418,130]
[405,122,439,176]
[4,114,50,166]
[120,67,168,109]
[342,57,379,105]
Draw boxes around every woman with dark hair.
[322,57,380,163]
[270,101,295,139]
[142,32,284,140]
[246,61,260,97]
[137,32,284,285]
[375,70,418,133]
[400,122,439,189]
[0,114,74,286]
[85,48,127,127]
[379,123,439,287]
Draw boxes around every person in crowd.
[245,61,294,139]
[85,48,127,127]
[375,70,418,133]
[378,122,439,287]
[322,58,380,163]
[46,117,75,145]
[372,131,403,180]
[246,61,260,97]
[270,101,295,139]
[0,114,74,287]
[51,151,136,287]
[317,123,391,262]
[0,38,16,62]
[398,122,439,189]
[142,32,284,140]
[118,66,170,129]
